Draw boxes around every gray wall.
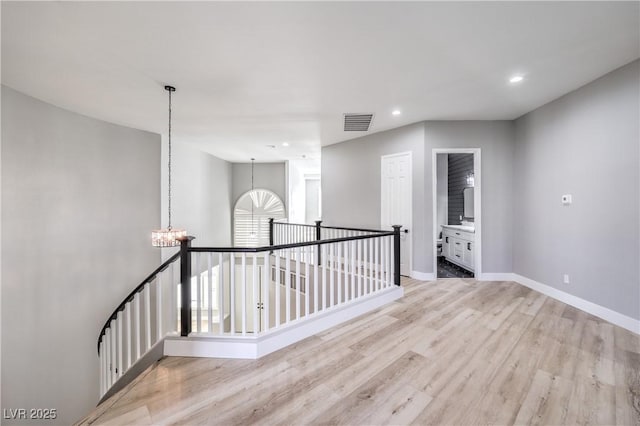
[1,86,161,424]
[163,141,232,249]
[322,121,513,275]
[424,121,515,274]
[322,123,427,272]
[447,153,474,224]
[231,162,286,208]
[514,60,640,320]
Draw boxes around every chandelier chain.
[167,88,172,230]
[251,158,255,236]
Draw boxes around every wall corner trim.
[479,273,639,335]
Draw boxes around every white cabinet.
[442,226,475,272]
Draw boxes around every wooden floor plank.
[79,278,640,426]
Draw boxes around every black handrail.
[96,252,180,354]
[272,222,316,228]
[189,232,395,253]
[321,224,389,234]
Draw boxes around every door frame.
[381,151,412,277]
[431,148,482,279]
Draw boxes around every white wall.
[162,141,232,249]
[514,59,640,320]
[1,86,161,425]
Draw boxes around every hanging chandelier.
[152,85,186,247]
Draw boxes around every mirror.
[463,187,474,219]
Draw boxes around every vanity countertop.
[442,224,475,233]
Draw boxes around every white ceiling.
[2,2,639,162]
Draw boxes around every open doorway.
[432,149,481,279]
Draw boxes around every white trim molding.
[431,148,482,281]
[164,286,404,359]
[480,273,639,335]
[411,271,436,281]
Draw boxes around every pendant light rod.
[251,158,255,237]
[165,85,176,230]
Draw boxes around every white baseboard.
[164,286,405,359]
[411,271,435,281]
[479,273,514,281]
[480,272,639,335]
[512,273,639,335]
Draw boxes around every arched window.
[234,189,285,247]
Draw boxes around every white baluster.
[350,240,356,301]
[329,242,335,308]
[105,330,112,388]
[134,293,141,359]
[295,247,301,320]
[275,250,281,327]
[357,239,362,298]
[196,253,201,333]
[241,252,247,335]
[285,248,291,324]
[337,242,342,305]
[218,253,224,335]
[252,253,258,334]
[230,254,236,334]
[305,246,310,317]
[99,342,104,396]
[313,247,319,315]
[368,238,373,294]
[375,237,380,291]
[156,274,163,341]
[117,312,123,378]
[110,320,116,383]
[170,262,176,332]
[125,304,132,369]
[380,237,384,289]
[208,253,213,333]
[263,251,270,332]
[144,285,151,350]
[381,236,387,288]
[388,236,392,287]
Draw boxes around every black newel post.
[392,226,401,286]
[315,220,322,265]
[178,236,195,336]
[268,218,274,247]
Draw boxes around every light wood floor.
[79,278,640,425]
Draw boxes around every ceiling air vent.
[343,113,374,132]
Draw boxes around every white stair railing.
[97,253,180,399]
[188,231,396,336]
[96,223,402,400]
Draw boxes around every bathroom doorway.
[432,149,481,279]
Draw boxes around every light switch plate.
[561,194,572,205]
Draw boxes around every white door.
[381,152,412,276]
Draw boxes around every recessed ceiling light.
[509,75,524,84]
[392,110,401,116]
[282,142,289,147]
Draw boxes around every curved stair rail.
[97,252,180,398]
[96,223,402,400]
